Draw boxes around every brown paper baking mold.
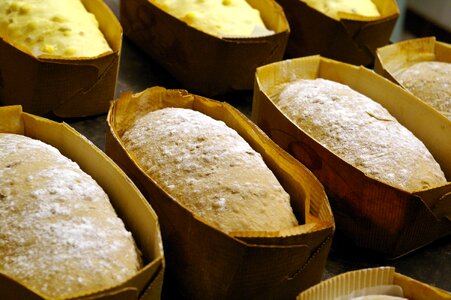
[119,0,289,96]
[375,36,451,119]
[0,0,122,118]
[297,267,451,300]
[252,55,451,258]
[275,0,399,66]
[0,105,164,299]
[105,86,335,299]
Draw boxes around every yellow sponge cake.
[152,0,273,37]
[0,0,112,57]
[303,0,380,19]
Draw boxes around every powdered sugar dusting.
[397,61,450,117]
[122,108,298,233]
[0,133,141,298]
[273,78,447,191]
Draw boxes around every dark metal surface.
[68,0,451,294]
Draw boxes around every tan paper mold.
[375,36,451,119]
[0,0,122,118]
[297,267,451,300]
[0,105,164,299]
[252,55,451,258]
[105,87,335,299]
[276,0,399,66]
[119,0,289,96]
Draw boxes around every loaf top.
[0,0,112,57]
[0,133,141,298]
[397,61,451,118]
[303,0,380,19]
[273,78,447,192]
[122,107,298,233]
[350,296,406,300]
[152,0,274,37]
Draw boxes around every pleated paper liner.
[119,0,289,96]
[297,267,451,300]
[0,106,165,300]
[375,36,451,119]
[252,55,451,258]
[0,0,122,118]
[105,87,335,299]
[276,0,399,66]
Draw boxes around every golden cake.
[152,0,273,37]
[0,0,112,57]
[303,0,380,19]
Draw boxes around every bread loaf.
[0,0,112,57]
[0,133,141,298]
[122,107,298,233]
[272,78,447,192]
[152,0,273,37]
[303,0,380,19]
[397,61,451,118]
[350,296,406,300]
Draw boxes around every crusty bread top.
[397,61,451,118]
[273,78,447,192]
[0,133,141,298]
[0,0,112,57]
[122,107,298,233]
